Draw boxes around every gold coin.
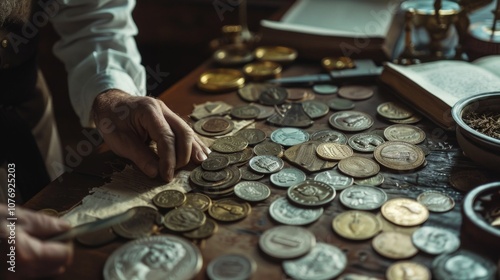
[338,156,380,178]
[316,142,353,161]
[243,61,282,80]
[184,193,212,212]
[163,207,206,232]
[183,218,218,239]
[381,198,429,226]
[373,141,425,171]
[383,124,426,145]
[211,136,249,153]
[37,208,60,217]
[372,232,418,259]
[377,102,415,120]
[152,190,186,209]
[208,198,251,222]
[386,261,431,280]
[332,210,381,240]
[376,213,420,235]
[321,56,355,71]
[198,68,245,92]
[213,45,254,65]
[254,46,298,63]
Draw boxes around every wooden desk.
[24,59,499,279]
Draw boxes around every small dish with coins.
[197,68,245,92]
[254,46,298,63]
[451,91,500,171]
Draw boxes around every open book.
[380,55,500,130]
[259,0,404,61]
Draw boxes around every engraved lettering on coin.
[340,185,387,210]
[270,127,310,146]
[310,129,348,144]
[412,226,460,255]
[270,167,307,188]
[374,141,425,171]
[329,111,374,132]
[313,170,354,190]
[201,156,230,171]
[316,142,353,160]
[249,155,284,174]
[287,180,336,207]
[269,197,323,225]
[348,132,385,152]
[259,226,316,259]
[417,191,455,212]
[384,124,426,144]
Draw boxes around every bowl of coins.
[451,91,500,171]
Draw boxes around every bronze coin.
[112,206,161,239]
[201,155,230,171]
[338,85,374,100]
[194,117,234,137]
[235,128,267,146]
[152,190,186,209]
[230,104,261,119]
[202,117,232,133]
[202,170,230,182]
[211,136,249,153]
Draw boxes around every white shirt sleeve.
[50,0,146,127]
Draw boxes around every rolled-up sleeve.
[50,0,146,127]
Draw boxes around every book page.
[472,55,500,77]
[387,61,500,106]
[261,0,400,37]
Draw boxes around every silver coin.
[248,155,284,174]
[412,226,460,255]
[310,129,348,144]
[313,170,353,190]
[302,100,330,119]
[327,98,355,110]
[313,84,338,95]
[206,253,256,280]
[287,180,336,207]
[270,127,309,146]
[348,132,385,152]
[353,173,385,186]
[329,110,374,132]
[339,185,387,210]
[103,235,203,280]
[270,167,307,188]
[432,250,496,280]
[282,242,347,280]
[234,181,271,202]
[417,191,455,212]
[269,197,323,225]
[259,225,316,259]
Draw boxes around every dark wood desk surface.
[24,59,500,279]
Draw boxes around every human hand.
[92,89,211,181]
[0,204,73,279]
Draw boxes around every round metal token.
[253,141,284,156]
[381,198,429,227]
[238,83,269,102]
[316,142,353,160]
[310,129,347,144]
[208,198,251,222]
[313,84,339,95]
[340,185,387,210]
[207,254,256,280]
[432,250,497,280]
[348,132,385,152]
[338,156,380,178]
[201,155,230,171]
[384,124,426,145]
[254,46,298,63]
[235,128,267,146]
[412,226,460,255]
[243,61,282,80]
[249,155,284,174]
[198,68,245,92]
[386,261,431,280]
[417,191,455,212]
[213,45,254,66]
[302,100,330,119]
[234,181,271,202]
[377,101,415,120]
[211,136,249,153]
[163,207,206,232]
[193,117,234,137]
[112,206,161,239]
[332,210,381,240]
[327,98,355,110]
[183,218,218,239]
[239,165,265,181]
[259,225,316,259]
[270,167,307,188]
[184,193,212,212]
[230,104,261,119]
[152,190,186,209]
[374,141,425,171]
[313,170,354,190]
[372,231,418,259]
[269,197,323,225]
[329,110,374,132]
[338,85,374,100]
[259,86,288,105]
[287,180,336,207]
[270,127,309,146]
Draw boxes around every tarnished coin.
[201,170,229,182]
[112,206,161,239]
[374,141,425,171]
[267,102,314,128]
[348,132,385,152]
[259,86,288,105]
[332,210,381,240]
[432,250,497,280]
[313,84,338,95]
[417,191,455,212]
[411,226,460,255]
[251,103,275,120]
[76,226,117,247]
[270,127,309,146]
[340,185,387,210]
[190,101,233,120]
[239,165,265,181]
[259,225,316,259]
[201,155,230,171]
[211,136,248,153]
[387,114,423,124]
[238,83,269,102]
[194,117,234,137]
[269,197,323,225]
[384,124,426,144]
[282,243,347,280]
[270,167,307,188]
[313,170,354,190]
[372,231,418,259]
[189,165,241,192]
[377,102,415,120]
[183,218,218,239]
[338,156,380,178]
[287,180,336,207]
[376,213,420,236]
[163,207,206,232]
[152,190,186,209]
[253,140,283,156]
[302,100,330,119]
[381,198,429,226]
[316,142,353,160]
[184,193,212,212]
[338,85,374,100]
[354,173,385,186]
[386,261,431,280]
[449,169,490,192]
[235,128,267,146]
[310,129,348,144]
[207,254,256,280]
[208,198,251,222]
[103,235,202,280]
[208,151,241,165]
[327,98,355,110]
[230,104,261,119]
[234,181,271,202]
[329,111,374,132]
[249,155,284,174]
[229,147,254,166]
[284,141,338,173]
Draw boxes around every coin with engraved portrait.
[316,142,353,160]
[208,198,251,222]
[152,190,186,210]
[340,185,387,210]
[329,111,374,132]
[207,254,256,280]
[259,225,316,259]
[338,156,380,178]
[313,170,353,190]
[384,124,426,145]
[270,167,307,188]
[381,198,429,226]
[211,136,248,153]
[103,235,202,280]
[310,129,348,144]
[374,141,425,171]
[411,226,460,255]
[386,261,431,280]
[184,193,212,212]
[235,128,267,146]
[332,210,381,240]
[432,250,496,280]
[230,104,261,119]
[270,127,310,146]
[269,197,323,225]
[348,132,385,152]
[201,156,230,171]
[234,181,271,202]
[163,207,206,232]
[372,231,418,259]
[287,180,336,207]
[377,102,415,120]
[183,218,218,239]
[327,98,355,111]
[417,191,455,212]
[249,155,284,174]
[338,85,374,100]
[253,140,283,157]
[259,86,288,105]
[282,243,347,280]
[302,100,330,119]
[112,206,162,239]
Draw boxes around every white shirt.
[50,0,146,127]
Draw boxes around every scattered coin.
[348,132,385,152]
[376,212,420,235]
[76,226,117,247]
[302,100,330,119]
[449,169,490,192]
[269,197,323,225]
[207,254,256,280]
[259,86,288,105]
[259,225,316,259]
[316,142,353,160]
[202,170,229,182]
[287,88,308,100]
[338,156,380,178]
[387,114,423,124]
[184,193,212,212]
[234,181,271,202]
[384,124,426,145]
[152,190,186,210]
[417,191,455,212]
[284,141,338,173]
[270,167,307,188]
[386,261,431,280]
[338,85,374,100]
[373,141,425,171]
[267,102,314,127]
[270,127,310,146]
[238,83,269,102]
[211,136,249,153]
[193,117,234,137]
[377,102,415,120]
[332,210,381,240]
[381,198,429,226]
[235,128,267,146]
[310,129,348,144]
[249,155,284,174]
[198,68,245,92]
[313,84,339,95]
[254,46,298,63]
[327,98,355,110]
[282,243,347,280]
[354,173,385,186]
[313,170,354,190]
[432,250,497,280]
[230,104,261,119]
[201,155,230,171]
[372,231,419,259]
[112,206,161,239]
[183,218,218,239]
[239,165,265,181]
[243,61,282,80]
[208,198,251,222]
[411,226,460,255]
[251,103,276,120]
[329,110,374,132]
[163,207,206,232]
[287,180,336,207]
[340,185,387,210]
[253,140,284,157]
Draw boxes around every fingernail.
[145,161,158,178]
[167,168,175,182]
[197,151,208,162]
